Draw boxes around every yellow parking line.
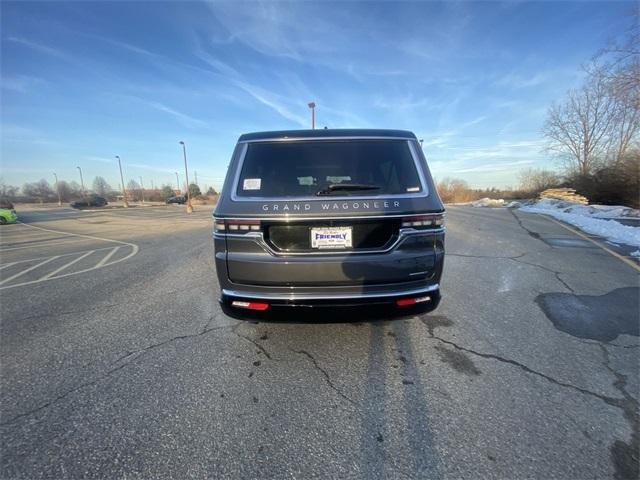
[544,216,640,273]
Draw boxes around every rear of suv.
[213,129,445,315]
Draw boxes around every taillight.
[214,219,261,233]
[231,300,269,311]
[396,296,431,307]
[401,214,444,229]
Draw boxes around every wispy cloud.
[129,163,176,174]
[451,159,534,173]
[234,81,307,126]
[7,36,68,59]
[87,35,159,58]
[85,156,114,164]
[195,49,308,126]
[1,74,47,93]
[459,116,487,128]
[145,100,209,129]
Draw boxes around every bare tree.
[92,176,111,196]
[543,74,617,176]
[436,177,475,203]
[587,13,639,164]
[0,180,19,199]
[22,179,54,203]
[518,168,561,193]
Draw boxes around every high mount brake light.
[401,214,444,229]
[214,219,261,233]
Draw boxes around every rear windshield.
[235,140,423,198]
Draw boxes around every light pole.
[115,156,128,208]
[308,102,316,129]
[194,171,198,187]
[179,141,193,213]
[139,176,145,203]
[76,166,86,199]
[53,172,62,206]
[175,172,180,194]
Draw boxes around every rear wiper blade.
[316,183,381,195]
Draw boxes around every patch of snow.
[472,198,505,208]
[520,199,640,248]
[505,201,522,209]
[631,250,640,258]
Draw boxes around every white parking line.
[95,246,120,267]
[0,237,91,252]
[2,246,116,266]
[41,250,95,279]
[0,256,60,286]
[0,222,139,290]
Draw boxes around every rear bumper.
[222,282,439,304]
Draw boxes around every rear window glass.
[235,140,423,198]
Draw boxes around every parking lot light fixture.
[53,172,62,206]
[116,156,129,208]
[308,102,316,129]
[179,141,193,214]
[76,166,86,199]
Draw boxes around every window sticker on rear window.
[243,178,261,190]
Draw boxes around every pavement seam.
[0,317,230,426]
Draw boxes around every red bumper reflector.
[231,300,269,311]
[396,296,431,307]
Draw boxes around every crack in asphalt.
[421,319,630,412]
[447,252,576,294]
[423,320,640,477]
[509,208,545,241]
[598,344,639,480]
[0,317,229,426]
[509,257,576,293]
[292,349,357,407]
[232,325,273,360]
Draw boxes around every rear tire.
[0,217,7,225]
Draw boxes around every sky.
[0,1,635,192]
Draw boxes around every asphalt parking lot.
[1,204,638,479]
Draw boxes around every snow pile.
[519,199,640,247]
[505,201,522,209]
[472,198,505,208]
[631,250,640,258]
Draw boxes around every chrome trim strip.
[222,283,439,301]
[230,139,428,202]
[213,212,446,222]
[214,227,445,256]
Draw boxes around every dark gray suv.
[213,129,445,315]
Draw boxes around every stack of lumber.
[539,188,589,204]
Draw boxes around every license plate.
[311,227,353,249]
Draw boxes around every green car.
[0,208,18,224]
